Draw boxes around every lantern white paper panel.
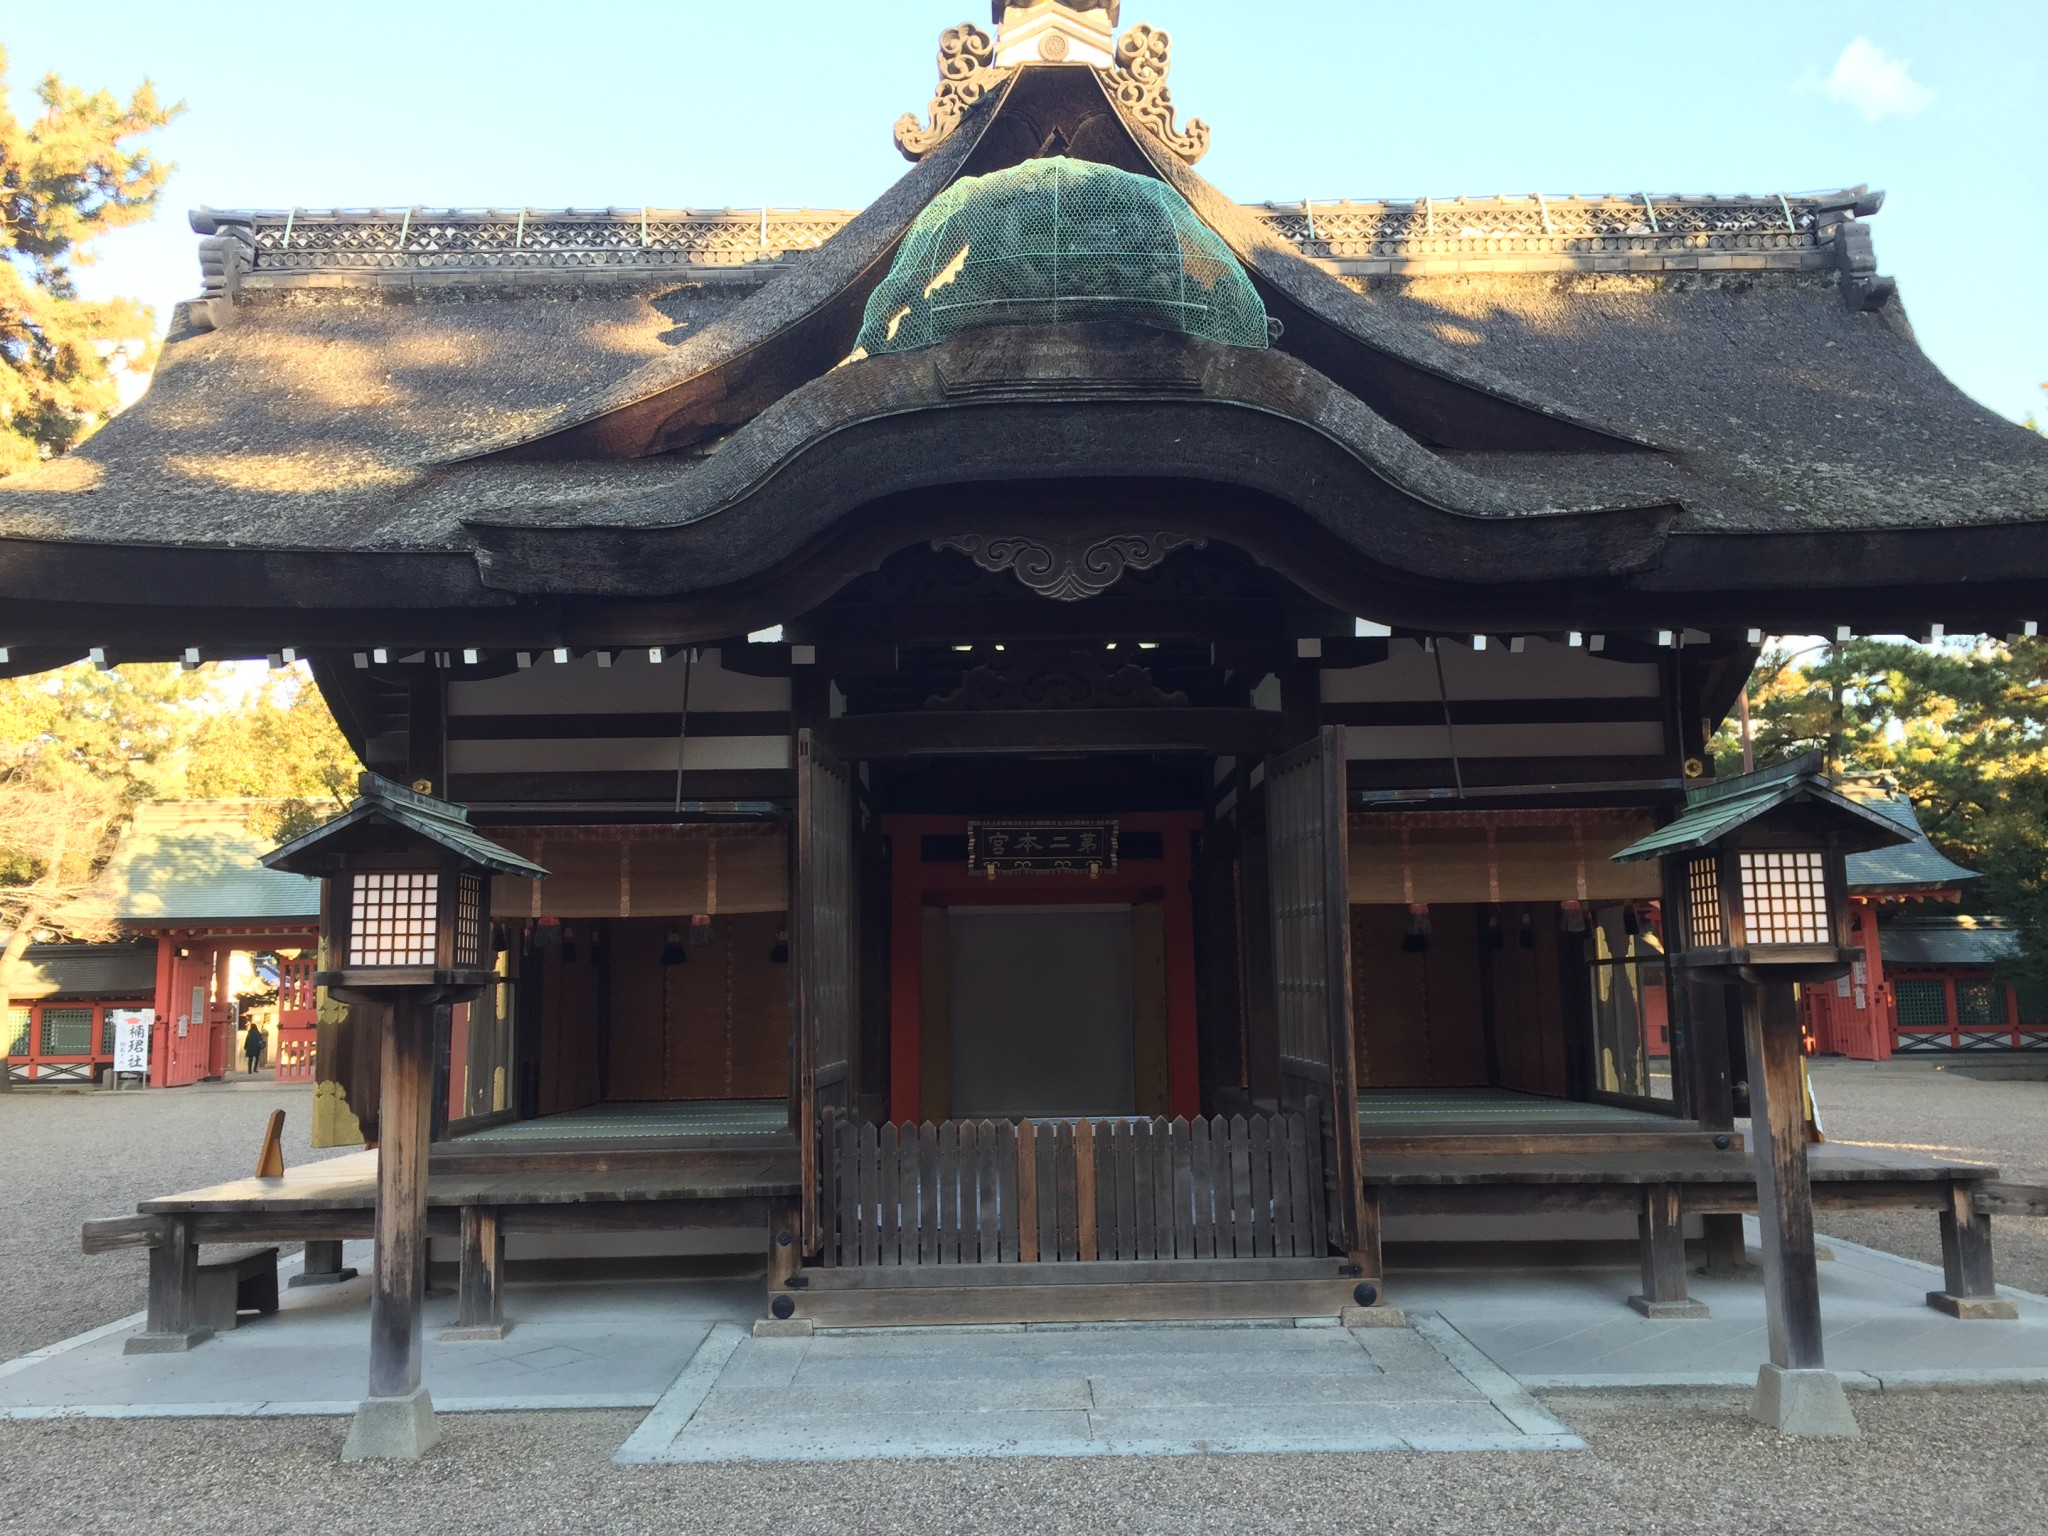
[350,873,440,966]
[1737,850,1830,945]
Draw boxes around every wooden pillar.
[1742,982,1858,1434]
[888,832,923,1124]
[342,996,440,1460]
[290,1239,358,1289]
[1629,1183,1707,1318]
[1161,826,1201,1120]
[1928,1180,2019,1319]
[1682,976,1754,1277]
[1743,985,1823,1369]
[124,1215,212,1355]
[445,1206,509,1340]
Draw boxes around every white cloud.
[1817,38,1935,123]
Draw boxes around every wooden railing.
[275,1032,317,1082]
[819,1108,1326,1268]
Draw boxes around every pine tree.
[1,46,183,474]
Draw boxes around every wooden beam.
[81,1214,164,1255]
[826,709,1294,761]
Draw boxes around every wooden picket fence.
[818,1107,1326,1268]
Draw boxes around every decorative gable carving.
[933,532,1206,601]
[895,13,1210,165]
[895,25,1008,161]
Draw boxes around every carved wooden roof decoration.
[896,14,1208,164]
[196,191,1852,285]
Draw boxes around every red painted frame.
[4,998,148,1082]
[883,813,1202,1124]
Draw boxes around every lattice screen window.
[1737,851,1830,945]
[40,1006,94,1056]
[350,873,440,966]
[99,1010,117,1055]
[2019,983,2048,1028]
[5,1008,27,1057]
[1685,856,1725,949]
[455,875,484,968]
[1956,981,2004,1029]
[1893,978,1949,1029]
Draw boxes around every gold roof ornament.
[894,4,1209,165]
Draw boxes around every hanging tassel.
[1560,901,1587,934]
[1485,909,1505,951]
[660,928,688,968]
[560,924,578,963]
[534,917,562,951]
[690,913,715,949]
[1519,910,1536,950]
[1402,903,1432,954]
[769,928,790,965]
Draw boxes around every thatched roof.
[2,62,2044,663]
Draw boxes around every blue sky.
[9,1,2045,422]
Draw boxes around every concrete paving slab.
[1085,1401,1520,1448]
[702,1377,1097,1416]
[619,1318,1584,1463]
[1396,1221,2048,1392]
[0,1242,750,1419]
[1086,1371,1490,1410]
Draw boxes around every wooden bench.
[196,1247,281,1334]
[1362,1141,2018,1321]
[85,1149,803,1350]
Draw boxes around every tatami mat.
[459,1101,789,1143]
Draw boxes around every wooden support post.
[443,1206,509,1340]
[1629,1183,1708,1318]
[1698,1216,1755,1279]
[1928,1181,2018,1320]
[1742,983,1858,1435]
[123,1215,212,1355]
[1356,1188,1384,1289]
[342,997,440,1461]
[289,1238,359,1289]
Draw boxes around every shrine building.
[12,2,2048,1340]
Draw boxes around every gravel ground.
[1,1387,2045,1536]
[0,1078,344,1360]
[1808,1059,2048,1296]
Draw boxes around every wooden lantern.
[1616,752,1910,985]
[265,775,545,1002]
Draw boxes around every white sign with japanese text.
[108,1010,153,1076]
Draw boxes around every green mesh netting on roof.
[854,157,1269,358]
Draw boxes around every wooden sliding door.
[1265,726,1365,1256]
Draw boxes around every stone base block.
[1628,1295,1711,1320]
[341,1388,440,1462]
[440,1322,513,1342]
[123,1327,213,1356]
[289,1268,359,1288]
[1751,1365,1861,1438]
[752,1317,815,1339]
[1927,1291,2021,1321]
[1341,1306,1407,1329]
